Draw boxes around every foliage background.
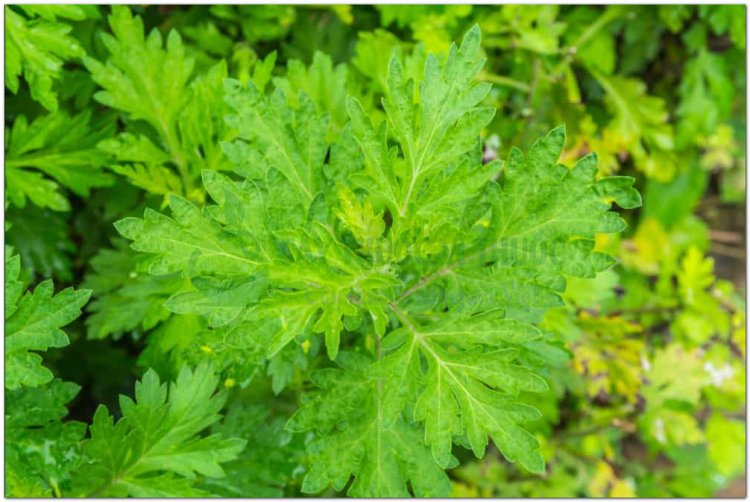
[4,4,747,498]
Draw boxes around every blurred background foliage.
[5,4,746,497]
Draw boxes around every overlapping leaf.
[85,6,231,200]
[5,110,115,211]
[71,365,246,497]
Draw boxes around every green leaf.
[6,378,80,429]
[677,247,715,306]
[177,61,233,175]
[699,5,746,49]
[5,6,87,111]
[642,161,709,228]
[642,345,706,407]
[352,25,494,222]
[677,49,734,147]
[84,6,193,135]
[706,413,746,478]
[5,251,91,390]
[203,403,303,497]
[333,185,386,254]
[86,273,182,341]
[5,110,116,211]
[617,7,663,74]
[274,51,351,140]
[5,248,24,318]
[353,29,403,94]
[5,168,70,212]
[115,195,259,276]
[287,353,452,497]
[85,7,231,197]
[485,6,566,54]
[594,72,677,181]
[367,307,548,472]
[72,364,246,497]
[224,78,328,203]
[6,379,86,497]
[18,5,100,22]
[82,238,186,341]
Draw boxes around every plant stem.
[478,72,530,92]
[549,6,624,79]
[158,119,194,196]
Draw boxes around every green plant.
[114,25,641,495]
[6,248,246,497]
[4,5,746,498]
